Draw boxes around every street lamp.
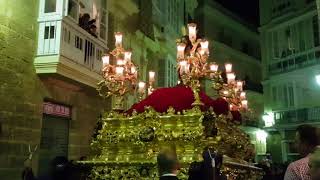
[262,112,274,127]
[316,74,320,86]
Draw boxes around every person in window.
[89,24,97,38]
[284,125,320,180]
[79,13,91,31]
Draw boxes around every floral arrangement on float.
[81,24,264,180]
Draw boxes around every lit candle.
[225,63,232,73]
[236,81,243,91]
[179,60,188,74]
[200,40,209,54]
[229,104,233,111]
[102,54,109,67]
[131,66,136,74]
[240,92,246,99]
[138,81,146,93]
[115,32,123,47]
[223,90,229,96]
[188,23,197,42]
[124,51,132,62]
[149,71,155,83]
[241,100,248,109]
[117,59,124,65]
[115,67,124,76]
[226,73,236,84]
[210,63,218,72]
[177,43,186,59]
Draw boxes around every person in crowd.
[309,146,320,180]
[38,156,71,180]
[22,159,35,180]
[188,147,226,180]
[284,124,320,180]
[157,147,180,180]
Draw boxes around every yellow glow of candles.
[210,63,218,72]
[177,43,186,59]
[240,92,246,99]
[102,55,109,67]
[115,32,123,47]
[225,63,232,73]
[138,81,146,93]
[188,23,197,42]
[227,73,236,84]
[124,51,132,62]
[115,67,124,76]
[223,90,229,95]
[241,100,248,109]
[149,71,155,82]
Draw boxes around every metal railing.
[274,107,320,124]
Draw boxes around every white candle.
[177,43,186,59]
[227,73,236,84]
[200,40,209,54]
[117,59,124,65]
[210,63,218,72]
[225,63,232,73]
[179,60,188,74]
[115,32,123,47]
[188,23,197,42]
[124,51,132,62]
[240,92,246,99]
[236,81,243,91]
[102,55,109,67]
[131,66,136,74]
[115,67,124,76]
[241,100,248,109]
[138,81,146,93]
[149,71,155,83]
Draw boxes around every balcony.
[273,107,320,125]
[268,47,320,75]
[34,0,108,88]
[34,17,106,88]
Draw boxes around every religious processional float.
[79,24,264,180]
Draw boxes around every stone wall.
[0,0,109,179]
[0,0,42,179]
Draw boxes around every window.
[271,83,295,108]
[242,42,249,54]
[312,15,319,46]
[45,0,56,13]
[68,0,80,21]
[100,0,107,40]
[44,26,55,39]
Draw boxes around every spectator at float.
[284,125,320,180]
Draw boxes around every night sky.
[214,0,260,27]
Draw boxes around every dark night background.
[214,0,260,27]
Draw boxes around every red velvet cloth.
[127,86,230,116]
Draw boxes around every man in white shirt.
[157,147,180,180]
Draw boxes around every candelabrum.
[97,32,156,111]
[176,23,248,111]
[97,32,138,111]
